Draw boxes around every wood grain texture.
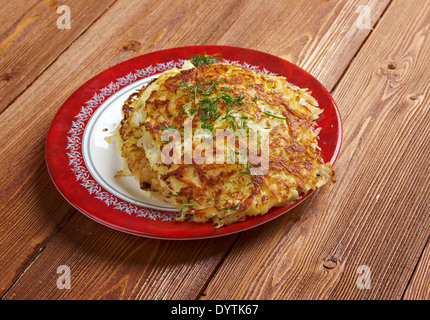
[0,0,40,44]
[403,238,430,299]
[3,213,237,300]
[0,160,75,296]
[215,0,390,90]
[4,0,423,300]
[201,0,430,300]
[0,0,116,114]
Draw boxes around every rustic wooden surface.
[0,0,429,300]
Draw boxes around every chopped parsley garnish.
[175,77,249,132]
[174,54,257,142]
[240,163,254,176]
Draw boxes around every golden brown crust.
[117,62,334,227]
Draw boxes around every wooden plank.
[215,0,391,90]
[3,213,237,300]
[403,239,430,299]
[0,160,75,296]
[0,0,40,35]
[0,0,390,299]
[201,0,430,300]
[0,0,116,114]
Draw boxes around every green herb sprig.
[222,203,240,211]
[263,111,286,120]
[176,78,249,132]
[158,123,178,130]
[188,52,222,67]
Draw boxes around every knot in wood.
[388,61,397,69]
[1,72,14,82]
[323,258,337,270]
[122,40,141,52]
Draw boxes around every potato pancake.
[117,59,334,227]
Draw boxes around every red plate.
[46,45,342,239]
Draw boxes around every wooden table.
[1,0,429,301]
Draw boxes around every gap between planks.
[330,0,394,94]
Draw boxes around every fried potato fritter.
[117,61,334,227]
